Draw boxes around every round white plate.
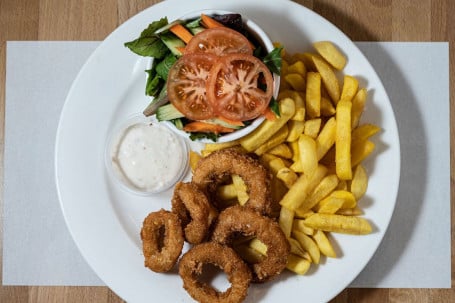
[55,0,401,302]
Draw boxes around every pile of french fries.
[189,41,381,275]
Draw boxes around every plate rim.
[55,0,401,302]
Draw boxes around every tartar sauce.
[110,121,187,193]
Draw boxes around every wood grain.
[0,0,453,302]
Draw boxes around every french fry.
[291,91,306,121]
[329,190,357,209]
[285,73,306,91]
[320,96,336,116]
[240,98,295,152]
[351,124,381,145]
[189,150,201,172]
[295,209,315,219]
[336,206,364,216]
[293,219,315,235]
[312,41,347,70]
[288,238,312,260]
[336,180,348,191]
[304,213,372,235]
[312,56,340,104]
[232,175,249,205]
[268,157,287,174]
[316,117,337,160]
[279,206,295,238]
[340,75,359,102]
[304,118,322,139]
[298,134,318,177]
[254,124,289,156]
[351,140,375,167]
[289,140,300,162]
[351,164,368,200]
[249,238,268,256]
[335,100,352,180]
[217,184,238,200]
[277,89,295,100]
[280,165,327,210]
[277,167,298,188]
[259,153,279,167]
[267,143,293,159]
[271,177,289,206]
[312,230,337,257]
[306,72,321,118]
[314,195,344,214]
[234,243,264,263]
[203,140,240,152]
[279,90,305,121]
[287,60,307,76]
[292,230,320,264]
[286,120,306,142]
[351,88,367,128]
[298,174,339,211]
[286,254,311,275]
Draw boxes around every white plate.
[55,0,400,302]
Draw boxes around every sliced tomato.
[167,53,217,120]
[206,53,274,121]
[184,27,253,56]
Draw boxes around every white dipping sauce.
[110,122,186,193]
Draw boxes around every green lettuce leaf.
[124,18,170,58]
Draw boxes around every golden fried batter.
[141,209,184,273]
[192,149,275,217]
[179,242,252,303]
[172,182,218,244]
[211,205,290,282]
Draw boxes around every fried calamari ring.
[211,205,290,282]
[179,242,252,303]
[192,149,274,216]
[172,182,218,244]
[140,209,184,273]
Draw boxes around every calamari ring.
[179,242,252,303]
[211,205,290,282]
[192,149,274,217]
[171,182,218,244]
[140,209,184,273]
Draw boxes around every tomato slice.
[206,53,274,121]
[167,53,217,120]
[184,27,253,56]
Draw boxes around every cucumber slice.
[156,103,185,121]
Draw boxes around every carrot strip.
[170,24,193,44]
[176,46,186,54]
[217,116,245,127]
[263,107,278,121]
[183,121,236,134]
[201,14,225,28]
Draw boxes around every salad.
[124,13,282,141]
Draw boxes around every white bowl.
[159,9,280,143]
[105,114,188,195]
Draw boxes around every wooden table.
[0,0,453,302]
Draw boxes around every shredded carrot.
[263,108,278,121]
[183,121,236,134]
[217,116,245,127]
[170,24,193,44]
[201,14,225,28]
[176,46,186,55]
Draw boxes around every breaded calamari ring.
[171,182,218,244]
[140,209,184,273]
[179,242,252,303]
[192,149,274,216]
[211,205,290,282]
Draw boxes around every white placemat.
[2,41,450,288]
